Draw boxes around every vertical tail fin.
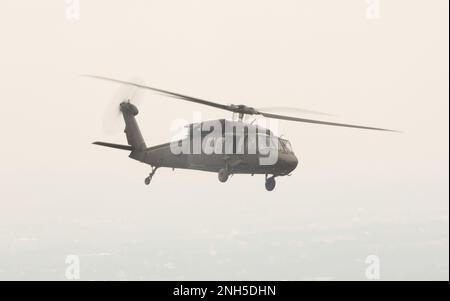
[120,102,147,150]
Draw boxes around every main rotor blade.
[257,106,334,117]
[83,75,232,112]
[260,112,397,132]
[84,75,397,132]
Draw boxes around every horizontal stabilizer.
[92,141,133,151]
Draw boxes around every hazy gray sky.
[0,0,448,280]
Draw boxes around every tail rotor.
[102,77,145,135]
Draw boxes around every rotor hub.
[229,104,259,118]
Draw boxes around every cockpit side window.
[257,134,278,153]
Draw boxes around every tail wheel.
[265,177,276,191]
[144,167,157,186]
[218,169,229,183]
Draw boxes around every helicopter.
[86,75,396,191]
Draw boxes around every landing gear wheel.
[218,169,229,183]
[144,167,158,186]
[265,177,276,191]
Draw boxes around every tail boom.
[120,102,147,150]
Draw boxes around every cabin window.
[246,134,258,154]
[235,135,246,154]
[214,137,224,154]
[202,136,217,154]
[203,136,215,147]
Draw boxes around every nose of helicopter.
[280,154,298,174]
[287,155,298,173]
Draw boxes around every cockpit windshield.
[279,139,293,153]
[255,135,294,154]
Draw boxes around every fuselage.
[131,119,298,176]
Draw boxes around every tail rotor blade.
[101,77,145,135]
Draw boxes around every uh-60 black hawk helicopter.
[86,75,396,191]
